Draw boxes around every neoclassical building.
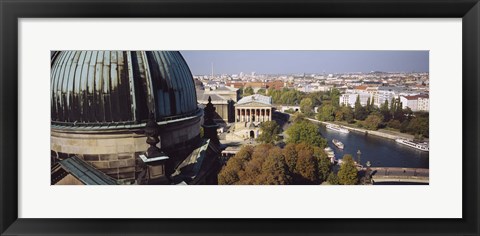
[234,94,273,139]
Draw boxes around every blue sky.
[180,51,429,75]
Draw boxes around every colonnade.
[235,108,271,122]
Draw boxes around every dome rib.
[51,51,199,128]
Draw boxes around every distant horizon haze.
[180,50,429,75]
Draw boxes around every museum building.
[233,94,273,139]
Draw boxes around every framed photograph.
[1,0,479,235]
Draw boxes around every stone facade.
[51,114,202,184]
[233,94,273,139]
[235,107,272,123]
[197,88,237,123]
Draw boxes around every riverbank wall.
[306,118,415,141]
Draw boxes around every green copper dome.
[51,51,198,129]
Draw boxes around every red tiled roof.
[403,95,429,100]
[354,85,368,90]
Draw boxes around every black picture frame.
[1,0,479,235]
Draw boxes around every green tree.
[285,121,327,148]
[330,88,340,107]
[338,154,358,185]
[394,100,405,122]
[335,106,345,122]
[363,113,383,130]
[380,99,391,121]
[404,107,414,120]
[281,89,300,105]
[390,97,396,116]
[317,155,332,183]
[327,172,340,185]
[256,120,281,144]
[366,97,372,113]
[354,95,368,120]
[335,105,354,123]
[270,89,282,104]
[257,88,266,95]
[306,91,324,107]
[317,104,335,121]
[406,116,429,137]
[291,111,306,123]
[300,97,314,116]
[243,86,254,96]
[238,87,244,97]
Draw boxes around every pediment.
[235,101,272,108]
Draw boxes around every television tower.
[211,62,214,79]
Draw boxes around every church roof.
[236,94,272,106]
[170,139,221,185]
[51,51,199,130]
[54,156,117,185]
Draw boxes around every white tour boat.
[324,147,335,158]
[395,138,429,152]
[326,124,350,134]
[324,147,336,163]
[332,139,344,149]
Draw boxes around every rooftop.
[236,94,272,106]
[402,95,429,100]
[55,156,117,185]
[196,90,229,104]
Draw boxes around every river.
[318,124,429,168]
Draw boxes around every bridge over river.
[369,167,429,184]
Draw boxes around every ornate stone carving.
[203,96,217,126]
[144,113,162,158]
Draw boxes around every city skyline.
[181,50,429,75]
